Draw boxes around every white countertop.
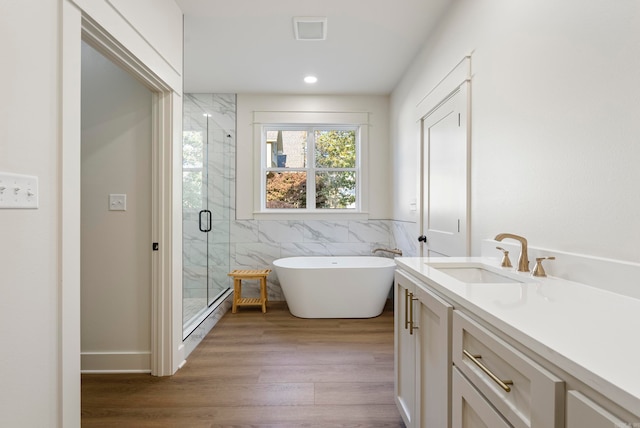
[395,256,640,416]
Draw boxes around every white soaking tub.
[272,256,396,318]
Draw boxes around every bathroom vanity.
[394,257,640,428]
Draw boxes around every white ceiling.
[176,0,452,94]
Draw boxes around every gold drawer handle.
[463,349,514,392]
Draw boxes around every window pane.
[266,171,307,209]
[183,130,204,209]
[183,131,204,168]
[183,171,203,209]
[315,171,356,209]
[265,130,307,168]
[314,130,356,168]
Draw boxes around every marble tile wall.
[229,219,419,300]
[391,220,419,257]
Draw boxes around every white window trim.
[252,111,369,219]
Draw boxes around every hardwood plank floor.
[82,301,404,427]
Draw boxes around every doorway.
[80,41,153,372]
[61,6,180,425]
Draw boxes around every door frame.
[61,7,177,425]
[415,56,472,257]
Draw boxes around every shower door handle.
[199,209,212,232]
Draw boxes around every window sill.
[253,211,369,221]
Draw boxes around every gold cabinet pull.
[409,294,419,335]
[463,349,513,392]
[404,288,410,330]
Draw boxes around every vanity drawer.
[452,367,511,428]
[566,390,628,428]
[452,311,564,428]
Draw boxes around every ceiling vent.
[293,17,327,41]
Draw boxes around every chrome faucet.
[494,233,529,272]
[372,248,403,256]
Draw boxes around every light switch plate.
[109,194,126,211]
[0,172,39,209]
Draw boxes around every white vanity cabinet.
[394,270,453,428]
[394,259,640,428]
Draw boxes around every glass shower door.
[204,108,232,308]
[182,94,234,338]
[182,103,210,331]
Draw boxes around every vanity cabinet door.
[395,270,453,428]
[395,271,416,427]
[566,391,628,428]
[414,280,453,428]
[452,367,512,428]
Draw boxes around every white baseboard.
[177,343,186,370]
[81,351,151,373]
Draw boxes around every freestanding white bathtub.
[272,256,396,318]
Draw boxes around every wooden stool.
[228,269,271,313]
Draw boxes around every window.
[182,130,204,209]
[262,126,360,211]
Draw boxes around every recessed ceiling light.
[304,75,318,84]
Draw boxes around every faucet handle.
[496,247,512,268]
[532,256,555,277]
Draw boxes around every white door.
[420,83,469,256]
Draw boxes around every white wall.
[236,94,391,220]
[0,0,183,426]
[81,42,152,372]
[391,0,640,263]
[0,1,60,426]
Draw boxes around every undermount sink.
[426,263,527,284]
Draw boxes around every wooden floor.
[82,301,404,427]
